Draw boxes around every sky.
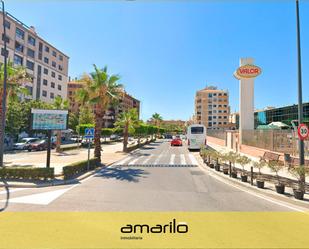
[5,0,309,121]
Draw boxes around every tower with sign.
[234,58,261,145]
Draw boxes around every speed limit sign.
[297,124,309,140]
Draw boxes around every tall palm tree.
[115,108,139,152]
[151,113,163,137]
[52,96,69,152]
[0,61,30,121]
[77,65,122,160]
[151,113,163,127]
[0,61,30,156]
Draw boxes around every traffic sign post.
[84,128,94,171]
[297,124,309,141]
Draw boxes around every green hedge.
[63,158,101,180]
[0,167,54,180]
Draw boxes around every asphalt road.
[1,140,295,211]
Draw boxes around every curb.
[195,153,309,211]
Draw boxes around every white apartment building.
[0,10,69,103]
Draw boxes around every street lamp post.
[0,0,8,167]
[296,0,305,168]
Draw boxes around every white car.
[13,138,39,150]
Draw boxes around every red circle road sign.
[297,124,309,140]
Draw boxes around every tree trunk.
[56,130,62,152]
[123,125,128,152]
[94,111,103,161]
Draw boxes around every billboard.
[31,109,68,130]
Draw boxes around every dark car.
[28,139,55,152]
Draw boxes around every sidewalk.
[4,142,127,175]
[207,141,309,184]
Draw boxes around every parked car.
[164,134,173,140]
[171,136,182,146]
[110,134,120,140]
[27,139,56,152]
[13,138,39,150]
[81,138,94,147]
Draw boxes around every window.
[224,122,227,125]
[39,42,43,52]
[27,48,35,58]
[208,111,212,115]
[52,61,56,68]
[191,127,204,134]
[4,20,10,29]
[213,122,217,125]
[45,46,50,52]
[51,82,55,88]
[213,110,217,114]
[16,27,24,40]
[219,105,222,107]
[213,93,217,96]
[208,93,212,98]
[208,116,212,121]
[218,110,222,113]
[43,79,48,86]
[213,116,217,119]
[52,51,57,57]
[15,41,24,53]
[26,86,32,95]
[51,71,56,78]
[26,60,34,70]
[223,93,227,96]
[58,65,63,71]
[218,93,222,96]
[59,55,63,61]
[213,105,217,107]
[43,68,48,75]
[58,85,62,91]
[58,75,62,80]
[13,54,23,66]
[50,92,54,99]
[219,122,222,125]
[44,57,49,64]
[42,90,47,97]
[28,35,36,46]
[208,123,212,127]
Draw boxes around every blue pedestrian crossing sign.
[84,128,95,139]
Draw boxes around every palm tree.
[0,61,30,121]
[115,108,139,152]
[151,113,163,126]
[0,61,30,158]
[77,65,123,160]
[52,96,69,153]
[151,113,163,137]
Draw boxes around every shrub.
[63,158,101,180]
[0,167,54,180]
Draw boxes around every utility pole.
[296,0,305,168]
[0,0,8,167]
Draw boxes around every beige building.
[0,11,69,103]
[194,86,230,130]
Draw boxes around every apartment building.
[0,10,69,103]
[194,86,230,130]
[67,81,140,128]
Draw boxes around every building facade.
[67,82,140,128]
[0,10,69,103]
[230,102,309,129]
[67,81,83,113]
[194,86,230,130]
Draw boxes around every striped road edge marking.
[188,154,199,165]
[180,154,186,165]
[169,154,175,165]
[142,155,153,165]
[128,157,140,165]
[154,153,163,165]
[113,156,132,166]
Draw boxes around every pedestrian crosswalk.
[112,153,199,167]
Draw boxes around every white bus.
[187,124,207,150]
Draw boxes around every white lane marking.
[114,156,132,166]
[180,154,186,165]
[189,154,198,165]
[197,163,306,212]
[0,188,28,195]
[128,157,139,165]
[3,186,75,205]
[142,155,153,165]
[169,154,175,165]
[154,153,163,165]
